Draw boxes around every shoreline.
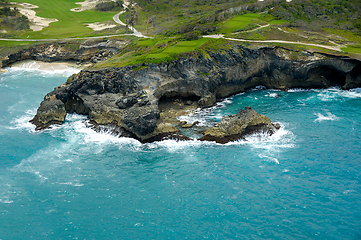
[8,59,89,71]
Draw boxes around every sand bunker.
[86,22,117,31]
[16,3,58,31]
[71,0,103,12]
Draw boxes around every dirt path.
[1,33,341,52]
[203,34,342,52]
[112,2,149,38]
[231,24,270,34]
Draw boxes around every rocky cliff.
[30,46,361,143]
[1,39,127,68]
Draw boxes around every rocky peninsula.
[26,45,361,143]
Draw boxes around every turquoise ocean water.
[0,62,360,239]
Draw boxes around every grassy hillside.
[1,0,361,66]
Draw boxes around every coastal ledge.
[29,45,361,143]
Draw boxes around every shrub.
[95,0,123,12]
[1,16,29,30]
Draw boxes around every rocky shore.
[0,39,127,68]
[24,45,361,143]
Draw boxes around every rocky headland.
[25,45,361,143]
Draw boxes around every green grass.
[0,40,36,57]
[220,13,261,34]
[341,46,361,54]
[11,0,117,39]
[0,40,35,47]
[269,19,288,25]
[146,53,170,59]
[92,37,212,69]
[323,28,361,43]
[136,38,158,47]
[151,38,210,58]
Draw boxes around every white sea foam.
[177,96,237,127]
[144,138,216,152]
[316,87,361,101]
[225,122,294,146]
[250,85,267,91]
[0,198,13,204]
[349,87,361,93]
[314,112,339,122]
[259,154,280,164]
[8,109,37,132]
[56,114,144,154]
[287,88,312,92]
[58,182,84,187]
[7,60,81,77]
[178,107,219,127]
[343,190,356,195]
[346,88,361,98]
[286,87,361,101]
[266,92,280,98]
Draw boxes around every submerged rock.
[199,107,279,144]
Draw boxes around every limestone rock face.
[28,46,361,142]
[122,107,160,137]
[30,99,66,130]
[199,107,277,144]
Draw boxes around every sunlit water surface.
[0,62,360,239]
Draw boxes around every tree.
[145,15,155,33]
[125,3,138,33]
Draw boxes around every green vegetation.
[9,0,117,39]
[268,0,361,33]
[341,45,361,54]
[220,13,260,34]
[1,0,361,67]
[95,0,123,12]
[0,2,29,31]
[162,38,210,55]
[92,37,216,69]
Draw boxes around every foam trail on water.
[314,112,339,122]
[259,154,280,164]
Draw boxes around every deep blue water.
[0,62,360,239]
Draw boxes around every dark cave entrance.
[308,66,346,87]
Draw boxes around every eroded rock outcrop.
[30,46,361,142]
[199,107,279,144]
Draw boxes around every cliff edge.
[30,46,361,143]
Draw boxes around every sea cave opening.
[308,66,346,87]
